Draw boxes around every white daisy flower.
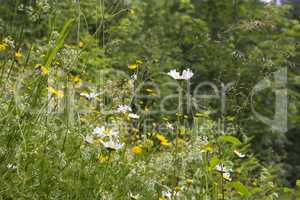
[162,191,172,200]
[128,113,140,119]
[93,126,119,138]
[181,68,194,80]
[167,68,194,80]
[215,164,232,173]
[215,164,224,172]
[223,172,232,181]
[117,104,132,113]
[80,92,99,100]
[93,126,106,138]
[100,140,123,151]
[167,69,181,79]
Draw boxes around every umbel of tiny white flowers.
[167,68,194,80]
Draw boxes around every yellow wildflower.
[79,41,84,48]
[156,133,171,147]
[71,75,82,85]
[98,154,109,162]
[128,63,138,70]
[47,86,64,97]
[186,179,193,185]
[15,51,22,61]
[131,146,142,155]
[0,43,8,51]
[35,64,49,75]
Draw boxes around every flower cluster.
[85,126,123,151]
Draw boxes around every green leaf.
[209,156,219,169]
[230,181,251,196]
[44,18,74,69]
[218,135,242,145]
[283,187,293,193]
[296,180,300,187]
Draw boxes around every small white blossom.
[93,126,106,138]
[215,164,232,173]
[128,113,140,119]
[101,140,123,150]
[162,191,172,200]
[167,68,194,80]
[80,92,99,100]
[167,69,181,79]
[181,68,194,80]
[117,105,132,113]
[93,126,119,138]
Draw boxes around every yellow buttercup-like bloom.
[0,43,8,51]
[98,154,109,162]
[131,146,142,154]
[15,51,22,61]
[128,63,138,70]
[35,64,49,75]
[128,60,143,70]
[47,86,64,97]
[71,75,82,85]
[156,133,171,147]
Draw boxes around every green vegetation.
[0,0,300,199]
